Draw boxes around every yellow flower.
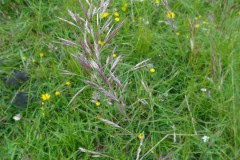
[101,12,109,19]
[167,11,175,19]
[122,3,128,12]
[114,12,119,17]
[202,21,207,25]
[112,53,117,58]
[55,91,60,96]
[65,81,71,86]
[115,17,120,22]
[41,93,50,101]
[95,101,101,107]
[195,24,200,28]
[138,133,143,140]
[155,0,161,4]
[22,56,26,61]
[122,7,127,12]
[40,52,44,57]
[176,32,180,36]
[98,40,103,46]
[149,68,156,73]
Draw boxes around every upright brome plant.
[58,0,127,117]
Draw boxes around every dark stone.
[5,71,28,88]
[12,91,28,108]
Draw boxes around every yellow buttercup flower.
[65,81,71,86]
[155,0,160,4]
[95,101,101,107]
[114,12,119,17]
[101,12,109,19]
[98,40,103,46]
[112,53,117,58]
[138,133,143,140]
[55,91,60,96]
[195,24,200,28]
[149,68,156,73]
[202,21,207,25]
[41,93,50,101]
[40,53,44,57]
[167,11,175,19]
[176,32,180,36]
[115,17,120,22]
[122,3,128,12]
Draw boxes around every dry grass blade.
[57,17,80,28]
[99,118,131,134]
[67,9,77,22]
[79,147,101,155]
[128,58,151,72]
[68,86,88,106]
[79,147,114,159]
[210,38,216,81]
[136,132,145,160]
[99,118,122,129]
[58,37,77,46]
[140,135,169,160]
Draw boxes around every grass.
[0,0,240,159]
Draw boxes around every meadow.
[0,0,240,159]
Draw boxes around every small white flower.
[13,114,21,121]
[202,135,209,143]
[201,88,207,92]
